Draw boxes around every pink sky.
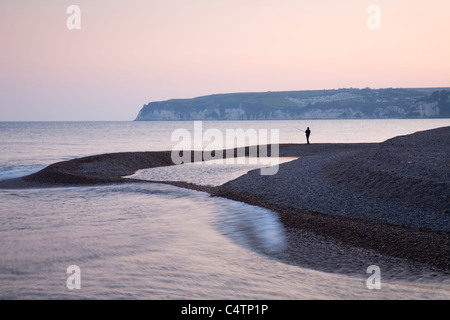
[1,0,449,120]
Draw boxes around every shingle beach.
[1,127,449,277]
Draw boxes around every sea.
[0,119,449,300]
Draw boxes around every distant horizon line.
[2,86,449,122]
[2,119,450,123]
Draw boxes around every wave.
[213,199,287,254]
[0,165,45,181]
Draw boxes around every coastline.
[0,127,449,273]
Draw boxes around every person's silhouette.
[305,127,311,144]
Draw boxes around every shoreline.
[0,128,449,273]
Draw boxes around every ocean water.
[0,120,449,299]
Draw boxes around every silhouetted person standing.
[305,127,311,144]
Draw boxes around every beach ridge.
[1,127,448,271]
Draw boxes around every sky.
[1,0,449,121]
